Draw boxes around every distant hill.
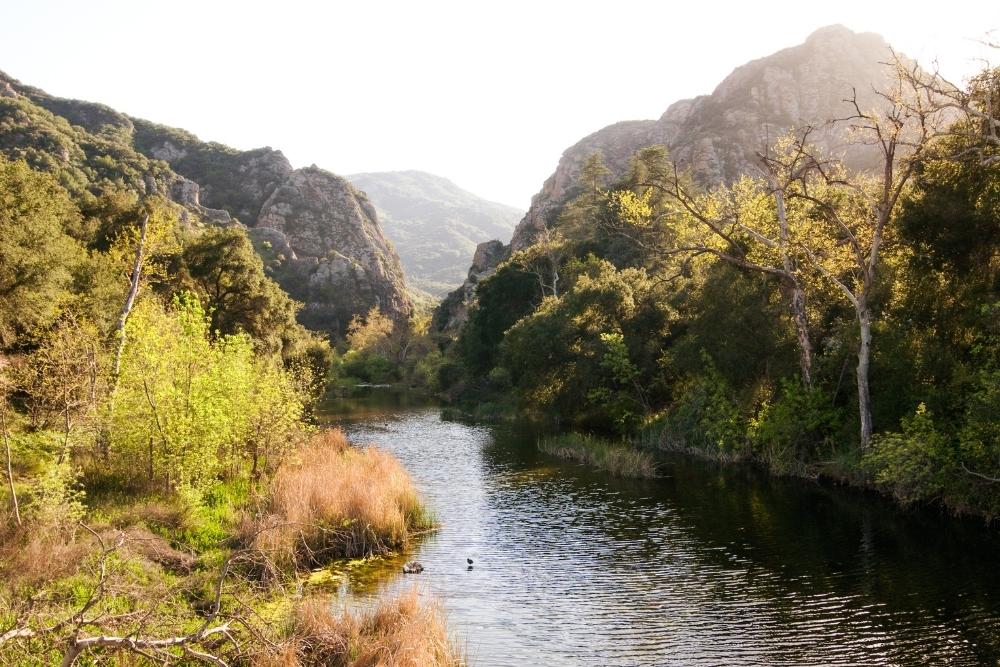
[348,171,522,296]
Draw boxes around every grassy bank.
[538,434,657,479]
[246,429,435,577]
[263,588,464,667]
[0,429,457,665]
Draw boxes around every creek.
[318,390,1000,666]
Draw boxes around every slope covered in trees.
[438,46,1000,518]
[0,70,412,336]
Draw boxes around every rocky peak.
[437,25,905,331]
[256,166,411,333]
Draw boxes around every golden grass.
[0,519,96,589]
[247,429,433,572]
[539,434,658,479]
[258,588,464,667]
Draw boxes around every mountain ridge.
[436,24,906,329]
[0,70,412,335]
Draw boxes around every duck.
[467,558,474,565]
[402,561,424,574]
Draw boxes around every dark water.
[319,391,1000,666]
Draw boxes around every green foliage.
[458,264,539,377]
[25,459,86,526]
[178,226,321,363]
[498,257,666,430]
[0,158,83,348]
[109,294,305,497]
[660,353,745,456]
[864,404,953,504]
[748,379,841,474]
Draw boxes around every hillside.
[436,25,903,329]
[0,71,411,335]
[348,170,522,296]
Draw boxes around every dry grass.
[0,519,96,589]
[539,434,658,479]
[258,588,464,667]
[247,429,433,573]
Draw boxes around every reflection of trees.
[479,423,1000,661]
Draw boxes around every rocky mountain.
[437,25,904,328]
[0,70,411,335]
[347,171,522,296]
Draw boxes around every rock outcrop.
[256,167,411,332]
[436,25,903,330]
[0,69,412,336]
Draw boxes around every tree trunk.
[112,213,149,380]
[855,304,874,448]
[790,281,813,389]
[1,405,21,526]
[774,186,813,388]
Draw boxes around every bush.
[864,404,953,504]
[262,588,464,667]
[661,354,745,456]
[748,379,840,474]
[246,430,433,575]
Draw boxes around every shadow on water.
[319,391,1000,666]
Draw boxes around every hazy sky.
[1,1,996,209]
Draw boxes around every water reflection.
[321,392,1000,665]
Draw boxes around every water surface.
[319,391,1000,666]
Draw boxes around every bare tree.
[785,66,947,448]
[0,375,20,526]
[894,41,999,165]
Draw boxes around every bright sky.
[0,1,996,209]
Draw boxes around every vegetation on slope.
[436,61,1000,519]
[0,150,449,664]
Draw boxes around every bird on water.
[467,558,474,565]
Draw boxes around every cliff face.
[348,170,522,296]
[437,25,902,329]
[0,70,412,335]
[255,167,411,332]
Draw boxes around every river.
[319,391,1000,666]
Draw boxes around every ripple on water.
[326,405,1000,666]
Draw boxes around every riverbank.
[331,402,1000,664]
[0,428,463,665]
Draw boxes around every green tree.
[0,158,83,348]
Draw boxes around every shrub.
[864,404,953,504]
[662,354,745,456]
[247,430,433,574]
[748,379,840,474]
[261,588,464,667]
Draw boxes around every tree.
[621,144,819,389]
[180,227,307,358]
[511,227,570,298]
[785,72,946,447]
[17,314,101,460]
[0,158,82,349]
[0,373,20,525]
